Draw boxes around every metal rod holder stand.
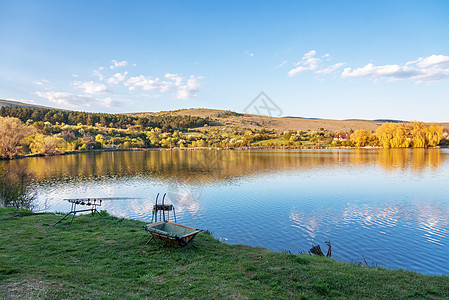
[151,193,177,223]
[53,199,103,226]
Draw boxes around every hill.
[132,108,449,132]
[2,99,448,132]
[0,99,56,110]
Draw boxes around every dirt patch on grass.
[0,278,63,299]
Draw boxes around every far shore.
[2,144,446,161]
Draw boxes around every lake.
[2,149,448,275]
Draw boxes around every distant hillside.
[0,99,56,110]
[132,108,449,132]
[2,99,449,132]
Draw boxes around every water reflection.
[1,149,449,275]
[2,149,447,184]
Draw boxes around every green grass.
[1,207,448,299]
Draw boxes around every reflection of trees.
[0,167,36,210]
[375,149,442,172]
[1,149,446,185]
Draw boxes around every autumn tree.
[426,123,444,147]
[375,123,397,148]
[376,122,410,148]
[0,117,31,159]
[350,129,374,147]
[376,121,444,148]
[410,121,427,148]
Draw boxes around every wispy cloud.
[107,71,128,85]
[35,91,95,108]
[278,60,287,68]
[125,73,202,99]
[110,59,128,69]
[32,58,203,109]
[92,69,104,81]
[32,79,49,86]
[288,51,449,83]
[35,91,125,108]
[315,63,345,75]
[342,54,449,83]
[73,81,108,94]
[288,50,344,76]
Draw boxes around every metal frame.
[145,235,198,254]
[151,193,177,223]
[144,221,201,254]
[53,198,103,226]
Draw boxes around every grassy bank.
[1,208,448,299]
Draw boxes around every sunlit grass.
[1,208,448,299]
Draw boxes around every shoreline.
[1,144,445,161]
[0,208,447,298]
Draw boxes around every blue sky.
[1,0,449,121]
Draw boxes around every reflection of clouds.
[289,210,321,239]
[341,204,399,228]
[412,203,449,246]
[166,184,202,215]
[289,200,449,247]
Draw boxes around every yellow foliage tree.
[376,123,410,148]
[376,123,396,148]
[426,123,444,147]
[28,134,68,155]
[391,124,410,148]
[410,121,427,148]
[0,117,31,159]
[376,121,444,148]
[350,129,373,147]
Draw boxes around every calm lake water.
[2,149,449,275]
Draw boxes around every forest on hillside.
[0,106,447,160]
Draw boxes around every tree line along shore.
[0,105,447,160]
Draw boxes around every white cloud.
[98,97,125,108]
[35,91,124,108]
[107,71,128,85]
[73,81,108,94]
[249,53,254,57]
[416,55,449,68]
[32,79,49,86]
[72,74,79,78]
[315,62,345,75]
[278,60,287,68]
[93,69,104,81]
[110,59,128,69]
[125,75,162,91]
[288,50,344,77]
[176,75,202,99]
[341,54,449,83]
[35,91,95,108]
[288,66,309,76]
[125,73,202,99]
